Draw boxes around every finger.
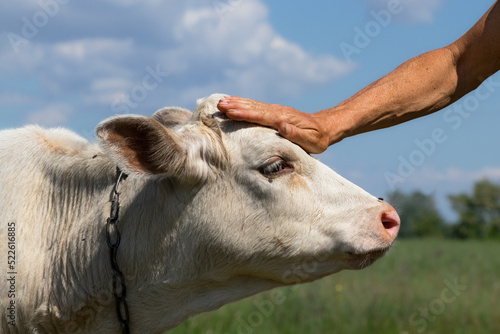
[225,106,268,124]
[218,97,278,126]
[217,96,253,112]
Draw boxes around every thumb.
[277,122,305,146]
[278,122,293,139]
[277,122,325,154]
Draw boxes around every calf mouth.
[345,246,392,269]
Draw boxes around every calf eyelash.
[259,159,293,177]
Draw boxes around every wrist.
[317,105,355,145]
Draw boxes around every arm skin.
[218,0,500,154]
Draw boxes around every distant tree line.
[388,179,500,239]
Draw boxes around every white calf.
[0,94,399,333]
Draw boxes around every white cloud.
[163,0,354,102]
[53,38,133,63]
[402,166,500,189]
[362,0,443,24]
[1,0,354,115]
[86,77,135,106]
[0,37,137,106]
[474,167,500,180]
[26,104,74,127]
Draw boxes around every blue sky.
[1,0,499,220]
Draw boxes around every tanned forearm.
[325,47,459,141]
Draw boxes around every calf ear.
[96,115,187,177]
[152,107,192,128]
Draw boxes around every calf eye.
[259,159,292,177]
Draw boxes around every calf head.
[96,93,399,318]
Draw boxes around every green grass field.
[167,239,500,334]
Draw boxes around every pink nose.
[381,208,400,241]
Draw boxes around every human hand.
[217,96,332,154]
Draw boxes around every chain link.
[106,170,130,334]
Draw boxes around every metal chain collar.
[106,169,130,334]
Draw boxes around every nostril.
[381,209,400,239]
[382,218,398,230]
